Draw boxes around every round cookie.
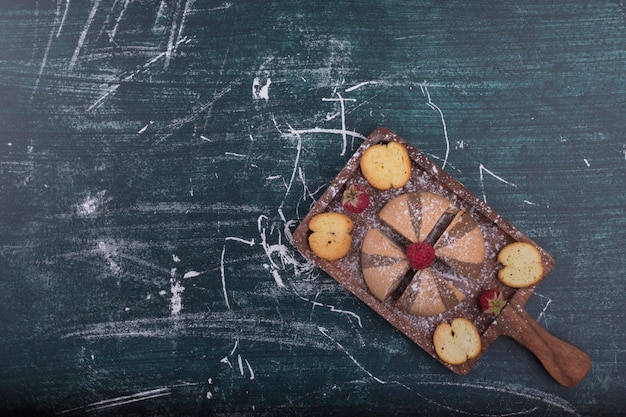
[433,318,481,365]
[497,242,544,288]
[308,212,353,261]
[360,141,412,190]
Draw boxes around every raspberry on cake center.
[406,241,435,270]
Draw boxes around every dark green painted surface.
[0,1,624,415]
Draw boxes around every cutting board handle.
[498,304,592,387]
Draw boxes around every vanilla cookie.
[433,318,481,365]
[308,212,353,261]
[497,242,544,288]
[360,141,411,190]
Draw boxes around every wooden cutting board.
[292,127,591,387]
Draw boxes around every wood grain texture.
[497,303,591,388]
[0,0,624,415]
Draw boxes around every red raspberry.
[406,242,435,270]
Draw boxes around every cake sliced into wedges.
[361,191,485,316]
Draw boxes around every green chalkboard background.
[1,1,624,415]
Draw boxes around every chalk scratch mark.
[279,125,304,219]
[87,36,193,112]
[30,0,64,102]
[282,88,366,156]
[225,152,247,158]
[175,0,194,54]
[225,237,255,246]
[56,387,171,415]
[207,2,233,12]
[164,0,184,68]
[479,163,518,203]
[414,379,579,415]
[219,245,231,309]
[220,237,257,310]
[151,81,236,145]
[321,93,357,155]
[533,292,554,323]
[294,286,362,327]
[245,358,255,380]
[284,127,366,141]
[253,126,317,289]
[237,354,244,375]
[318,327,386,384]
[69,0,102,71]
[345,80,383,92]
[109,0,131,45]
[57,0,71,37]
[229,338,239,355]
[138,121,154,134]
[420,82,451,169]
[256,213,318,289]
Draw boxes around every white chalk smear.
[97,240,122,276]
[78,196,99,216]
[170,269,184,316]
[76,190,108,217]
[252,77,271,101]
[257,214,316,289]
[220,356,232,368]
